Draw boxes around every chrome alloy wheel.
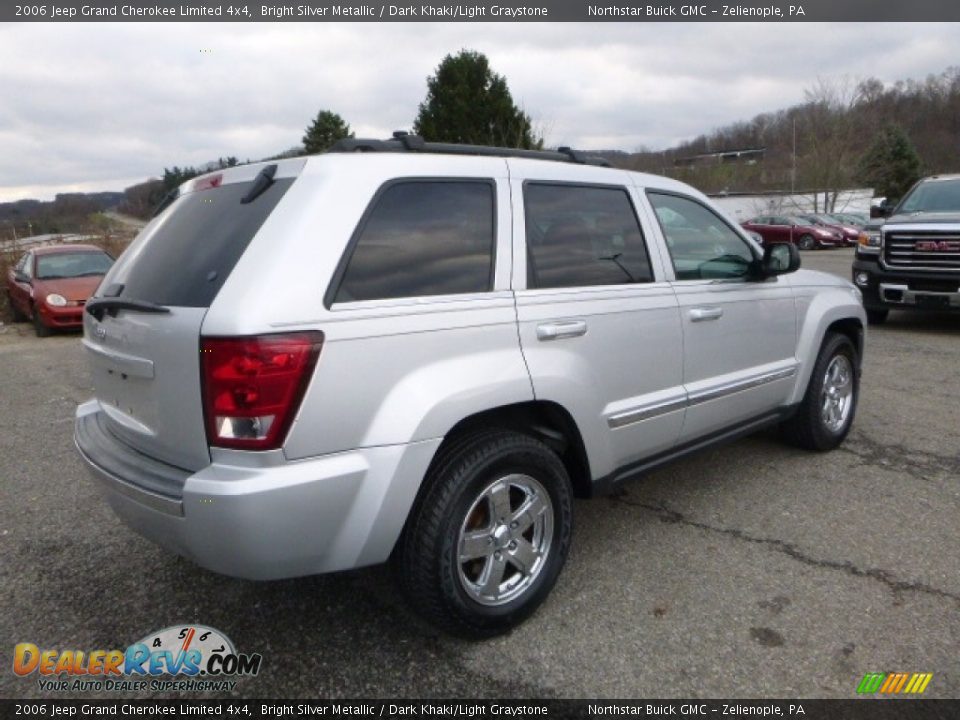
[821,354,854,432]
[456,474,554,607]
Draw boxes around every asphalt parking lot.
[1,247,957,700]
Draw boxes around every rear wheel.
[395,430,574,638]
[866,308,888,325]
[798,234,816,251]
[781,333,859,451]
[32,305,52,337]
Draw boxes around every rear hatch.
[82,162,302,471]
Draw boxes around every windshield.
[897,178,960,214]
[36,251,114,279]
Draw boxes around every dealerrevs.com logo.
[856,672,933,695]
[13,625,262,693]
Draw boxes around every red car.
[5,244,114,336]
[794,214,860,247]
[741,215,845,250]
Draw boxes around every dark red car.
[741,215,845,250]
[794,214,860,247]
[5,244,114,336]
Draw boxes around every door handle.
[689,307,724,322]
[536,320,588,341]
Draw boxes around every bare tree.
[796,76,866,211]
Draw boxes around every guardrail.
[0,234,103,252]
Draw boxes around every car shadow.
[880,311,960,336]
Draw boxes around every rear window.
[109,177,294,307]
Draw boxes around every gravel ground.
[0,247,957,700]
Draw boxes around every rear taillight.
[200,332,323,450]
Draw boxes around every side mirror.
[14,271,29,284]
[756,242,800,278]
[871,200,894,219]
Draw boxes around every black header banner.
[4,0,960,22]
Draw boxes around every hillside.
[0,192,125,240]
[9,67,959,231]
[612,67,960,200]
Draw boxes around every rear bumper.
[74,400,440,580]
[852,256,960,312]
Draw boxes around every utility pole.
[791,117,797,195]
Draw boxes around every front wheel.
[32,305,52,337]
[781,333,859,451]
[394,430,574,638]
[798,234,816,251]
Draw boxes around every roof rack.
[328,131,612,167]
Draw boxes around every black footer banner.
[2,699,959,720]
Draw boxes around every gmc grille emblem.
[915,240,960,252]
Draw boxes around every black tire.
[394,430,574,638]
[866,308,888,325]
[798,234,816,251]
[781,333,859,451]
[32,305,52,337]
[7,293,26,322]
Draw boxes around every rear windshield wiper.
[86,297,171,321]
[240,164,277,204]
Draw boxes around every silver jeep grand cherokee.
[75,135,866,637]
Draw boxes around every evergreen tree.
[161,166,201,192]
[302,110,353,154]
[413,50,541,149]
[858,125,922,202]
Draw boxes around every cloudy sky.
[0,21,956,202]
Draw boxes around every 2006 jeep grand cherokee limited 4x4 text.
[75,135,866,637]
[853,174,960,324]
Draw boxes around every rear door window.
[108,177,294,307]
[524,183,653,289]
[331,180,495,304]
